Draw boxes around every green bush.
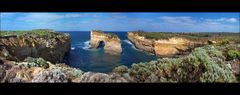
[52,64,83,78]
[113,65,129,75]
[182,46,235,82]
[22,57,49,68]
[114,45,236,82]
[227,50,240,60]
[218,40,230,46]
[129,31,240,43]
[0,29,69,41]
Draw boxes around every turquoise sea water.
[61,31,158,73]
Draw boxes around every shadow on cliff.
[97,41,105,49]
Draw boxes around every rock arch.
[98,40,105,48]
[90,30,122,55]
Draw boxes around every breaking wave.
[82,40,91,50]
[123,40,154,55]
[71,47,75,50]
[123,40,137,50]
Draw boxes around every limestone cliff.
[90,30,122,55]
[0,30,71,63]
[128,32,205,57]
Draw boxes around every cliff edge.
[128,32,207,57]
[0,29,71,63]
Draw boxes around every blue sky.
[0,12,239,32]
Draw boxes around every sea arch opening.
[98,40,105,49]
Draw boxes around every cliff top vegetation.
[92,30,119,39]
[0,29,69,39]
[113,43,240,82]
[130,30,240,43]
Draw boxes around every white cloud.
[225,18,238,23]
[159,16,197,25]
[64,14,83,18]
[17,13,64,22]
[207,17,238,23]
[156,16,239,32]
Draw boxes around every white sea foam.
[123,40,137,50]
[82,40,91,50]
[71,47,75,50]
[124,40,133,45]
[123,40,155,55]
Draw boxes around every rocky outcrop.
[0,57,130,83]
[0,30,70,63]
[72,72,129,83]
[90,30,122,55]
[128,32,205,57]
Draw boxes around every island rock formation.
[0,30,70,63]
[128,32,206,57]
[90,30,122,55]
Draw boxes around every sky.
[0,12,239,32]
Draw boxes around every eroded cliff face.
[0,31,70,63]
[90,30,122,55]
[128,32,205,57]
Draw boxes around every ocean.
[60,31,158,73]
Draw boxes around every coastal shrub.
[0,30,50,37]
[202,45,225,59]
[113,65,129,75]
[106,33,119,39]
[215,43,240,60]
[227,50,240,60]
[0,29,69,41]
[31,68,68,83]
[50,64,83,79]
[218,39,230,46]
[200,59,235,82]
[129,62,155,82]
[13,57,49,68]
[65,68,83,78]
[129,31,240,43]
[118,45,236,82]
[189,46,236,82]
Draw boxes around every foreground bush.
[114,45,237,82]
[13,57,49,68]
[227,50,240,60]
